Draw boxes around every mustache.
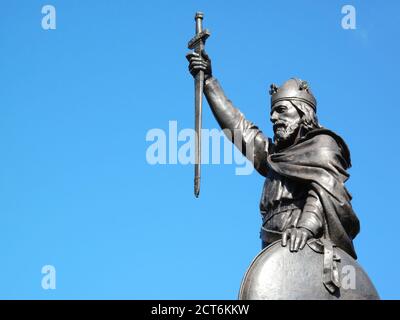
[273,121,289,131]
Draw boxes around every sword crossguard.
[188,12,211,50]
[188,30,211,50]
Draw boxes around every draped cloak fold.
[267,128,360,259]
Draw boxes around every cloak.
[267,128,360,259]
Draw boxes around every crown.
[269,78,317,111]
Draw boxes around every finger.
[186,52,200,61]
[186,53,194,62]
[189,57,205,62]
[197,63,208,70]
[188,59,208,67]
[189,66,207,73]
[290,230,296,252]
[282,230,288,247]
[189,60,208,68]
[190,62,208,68]
[189,64,205,70]
[294,230,302,252]
[189,67,197,75]
[299,232,308,250]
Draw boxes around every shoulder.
[308,131,340,149]
[305,128,352,167]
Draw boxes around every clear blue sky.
[0,0,399,299]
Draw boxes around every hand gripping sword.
[188,12,210,198]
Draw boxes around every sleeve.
[204,77,270,176]
[297,189,324,237]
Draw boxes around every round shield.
[238,240,379,300]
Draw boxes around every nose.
[270,111,278,123]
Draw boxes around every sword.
[188,12,210,198]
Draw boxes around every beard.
[273,120,301,147]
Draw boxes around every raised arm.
[186,51,270,176]
[204,77,270,175]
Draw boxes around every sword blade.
[194,69,204,198]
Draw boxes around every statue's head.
[269,78,320,148]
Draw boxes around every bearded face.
[273,119,300,142]
[270,100,302,147]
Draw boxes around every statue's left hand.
[282,227,313,252]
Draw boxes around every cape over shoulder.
[301,128,352,168]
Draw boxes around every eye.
[271,105,287,116]
[276,106,286,113]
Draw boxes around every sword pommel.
[195,12,204,20]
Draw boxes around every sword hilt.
[195,12,204,34]
[188,12,210,51]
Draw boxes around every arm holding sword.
[187,53,324,249]
[186,52,320,249]
[186,50,270,177]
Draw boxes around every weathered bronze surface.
[186,13,378,299]
[239,240,379,300]
[188,12,210,198]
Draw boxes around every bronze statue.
[186,12,378,300]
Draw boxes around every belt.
[261,200,304,220]
[260,227,282,244]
